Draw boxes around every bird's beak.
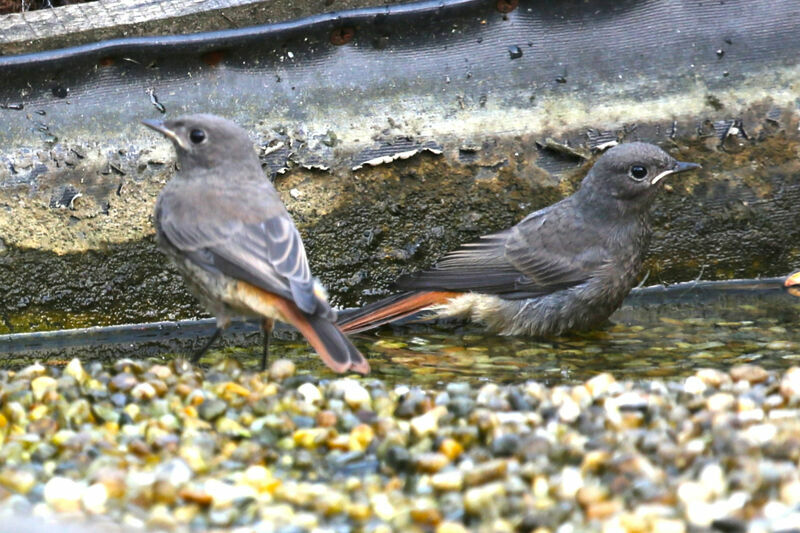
[651,160,701,185]
[141,119,188,150]
[785,271,800,298]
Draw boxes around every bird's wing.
[156,180,320,315]
[397,203,609,299]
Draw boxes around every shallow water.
[1,278,797,385]
[198,279,800,385]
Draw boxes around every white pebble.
[370,493,397,521]
[30,376,57,402]
[205,479,256,508]
[706,392,735,412]
[557,466,584,499]
[558,398,581,423]
[155,458,193,486]
[410,406,447,438]
[65,358,88,384]
[131,382,157,401]
[742,423,777,446]
[651,518,686,533]
[780,367,800,401]
[341,380,371,410]
[44,476,84,512]
[585,372,616,398]
[81,482,109,514]
[677,481,711,505]
[683,376,706,395]
[297,383,322,405]
[699,463,726,498]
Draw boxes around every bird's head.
[581,142,700,211]
[142,114,260,173]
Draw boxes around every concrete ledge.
[0,0,798,331]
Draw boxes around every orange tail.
[270,296,369,374]
[233,282,369,374]
[338,291,461,334]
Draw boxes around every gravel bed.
[0,357,799,532]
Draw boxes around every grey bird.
[142,114,369,374]
[339,142,699,337]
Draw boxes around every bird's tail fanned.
[337,291,461,334]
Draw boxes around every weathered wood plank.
[0,0,408,55]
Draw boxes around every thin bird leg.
[261,318,275,371]
[192,327,222,363]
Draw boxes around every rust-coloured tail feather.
[246,285,369,374]
[338,291,461,334]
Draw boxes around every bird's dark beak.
[651,160,701,185]
[785,271,800,297]
[673,161,701,174]
[141,119,187,149]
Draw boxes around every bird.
[339,142,700,337]
[142,114,369,374]
[785,271,800,297]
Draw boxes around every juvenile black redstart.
[142,114,369,374]
[339,142,700,337]
[785,271,800,297]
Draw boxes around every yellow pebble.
[29,404,49,421]
[347,502,371,521]
[222,382,251,399]
[349,424,374,452]
[219,440,238,459]
[293,428,329,449]
[123,403,140,422]
[439,438,464,460]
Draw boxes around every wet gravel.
[1,355,800,532]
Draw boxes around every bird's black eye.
[189,129,206,144]
[629,165,648,180]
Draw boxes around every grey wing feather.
[157,191,318,314]
[398,205,605,298]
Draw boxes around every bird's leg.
[261,318,275,371]
[192,327,222,364]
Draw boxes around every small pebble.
[131,382,157,401]
[198,399,227,421]
[268,359,296,381]
[730,364,768,384]
[44,477,84,512]
[30,376,57,401]
[65,358,89,384]
[341,380,371,410]
[81,483,109,514]
[431,470,464,492]
[410,406,447,438]
[297,382,322,404]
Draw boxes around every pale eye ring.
[629,165,648,181]
[189,129,207,144]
